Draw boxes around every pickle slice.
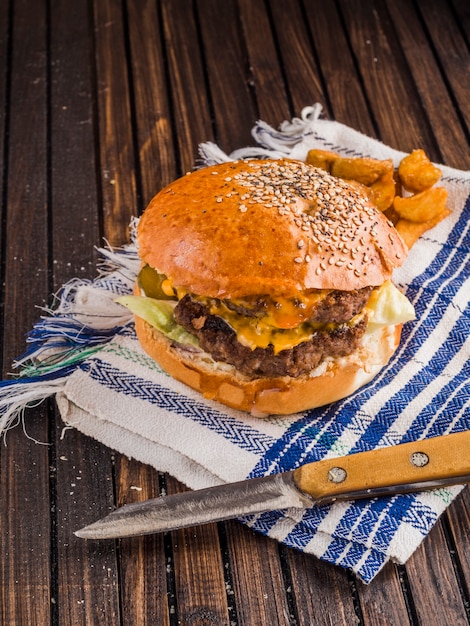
[138,265,176,300]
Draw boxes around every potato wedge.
[306,149,338,172]
[383,204,401,226]
[395,207,451,249]
[369,169,396,212]
[331,157,394,186]
[393,186,448,223]
[398,149,442,193]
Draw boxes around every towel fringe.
[198,103,323,165]
[0,370,72,440]
[1,241,140,439]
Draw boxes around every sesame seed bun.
[132,158,410,416]
[134,314,402,416]
[137,159,407,298]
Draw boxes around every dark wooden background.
[1,1,469,624]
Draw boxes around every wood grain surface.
[1,1,469,625]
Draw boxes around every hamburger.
[118,158,415,416]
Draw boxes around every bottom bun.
[134,316,402,417]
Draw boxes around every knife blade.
[75,430,470,539]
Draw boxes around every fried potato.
[393,186,448,223]
[331,157,394,186]
[305,148,450,250]
[368,169,396,212]
[383,204,401,226]
[395,208,452,249]
[398,149,442,193]
[306,149,338,172]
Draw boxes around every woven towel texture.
[4,107,469,582]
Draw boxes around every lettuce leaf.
[366,281,416,331]
[116,295,199,347]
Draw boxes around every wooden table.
[1,1,469,624]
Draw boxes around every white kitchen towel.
[1,105,469,583]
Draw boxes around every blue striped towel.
[1,106,469,582]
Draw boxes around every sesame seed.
[217,159,395,271]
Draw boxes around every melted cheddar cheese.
[207,298,339,354]
[238,292,330,329]
[136,266,415,354]
[206,281,415,353]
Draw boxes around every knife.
[75,430,470,539]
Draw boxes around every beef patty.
[174,294,369,378]
[225,286,372,324]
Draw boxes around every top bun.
[137,159,407,298]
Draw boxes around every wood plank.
[301,0,378,137]
[195,0,257,152]
[0,0,8,255]
[112,4,177,624]
[168,478,231,626]
[450,0,470,40]
[404,520,470,624]
[358,564,412,626]
[416,0,470,138]
[337,0,435,152]
[93,0,137,245]
[0,0,51,624]
[53,429,121,626]
[161,0,215,176]
[126,0,177,203]
[237,0,291,125]
[223,522,293,625]
[283,549,360,626]
[0,412,52,626]
[267,0,325,119]
[116,458,170,626]
[445,490,470,607]
[386,0,470,168]
[49,0,100,282]
[49,1,122,624]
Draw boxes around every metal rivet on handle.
[328,467,347,483]
[410,452,429,467]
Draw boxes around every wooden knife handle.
[293,430,470,504]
